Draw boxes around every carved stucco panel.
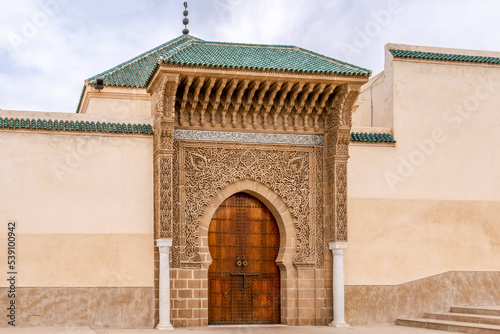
[335,163,348,241]
[315,147,324,268]
[155,156,173,238]
[173,142,324,267]
[153,75,180,121]
[172,141,181,267]
[326,160,348,242]
[153,75,180,240]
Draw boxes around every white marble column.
[156,239,174,331]
[329,242,349,327]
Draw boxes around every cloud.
[0,0,499,113]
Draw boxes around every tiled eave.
[390,49,500,65]
[350,132,396,143]
[0,118,396,146]
[0,117,153,135]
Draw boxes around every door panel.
[208,192,280,325]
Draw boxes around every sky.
[1,0,500,113]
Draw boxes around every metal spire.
[182,2,189,35]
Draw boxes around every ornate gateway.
[145,34,369,327]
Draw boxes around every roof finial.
[182,2,189,35]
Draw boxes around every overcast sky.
[1,0,500,113]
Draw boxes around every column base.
[329,321,349,328]
[157,322,174,331]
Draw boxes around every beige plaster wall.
[347,44,500,285]
[0,234,152,287]
[346,198,500,285]
[78,86,151,117]
[85,96,151,118]
[0,110,154,288]
[354,72,392,128]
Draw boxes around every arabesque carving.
[153,75,180,239]
[153,75,180,121]
[172,141,181,266]
[176,143,319,267]
[335,163,348,241]
[156,156,173,238]
[151,71,365,263]
[315,147,325,268]
[325,83,361,242]
[154,122,174,152]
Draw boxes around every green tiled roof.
[87,35,371,88]
[351,132,396,143]
[0,117,153,135]
[390,49,500,64]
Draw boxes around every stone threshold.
[209,324,287,327]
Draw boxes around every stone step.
[451,306,500,317]
[397,317,500,334]
[426,312,500,326]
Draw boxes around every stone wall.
[346,271,500,325]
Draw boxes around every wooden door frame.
[198,180,298,325]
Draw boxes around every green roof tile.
[0,116,153,136]
[350,132,396,143]
[78,35,371,112]
[389,49,500,64]
[86,35,370,89]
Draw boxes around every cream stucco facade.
[348,43,500,284]
[0,111,154,286]
[0,41,499,329]
[344,44,500,324]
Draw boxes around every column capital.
[156,238,173,250]
[329,241,348,250]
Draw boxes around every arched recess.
[198,179,298,324]
[198,179,297,272]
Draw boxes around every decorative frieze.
[173,75,342,133]
[173,129,324,146]
[0,117,152,134]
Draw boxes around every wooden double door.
[208,192,280,325]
